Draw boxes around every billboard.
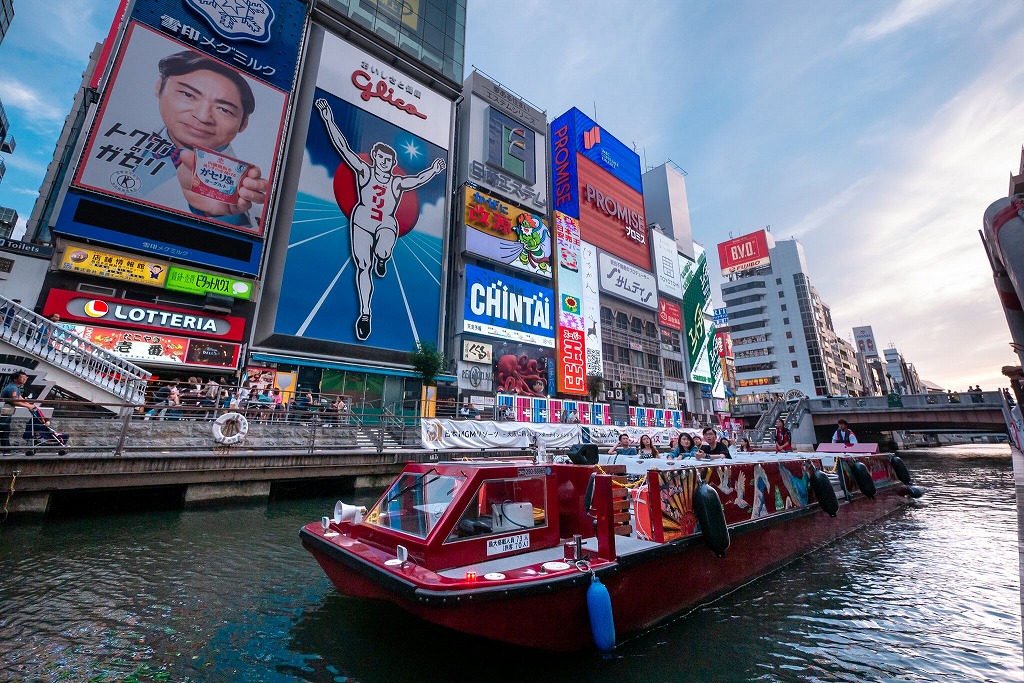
[463,264,554,348]
[43,289,245,341]
[579,241,604,376]
[550,108,642,194]
[651,229,682,298]
[658,300,682,331]
[717,230,772,276]
[554,212,587,395]
[577,156,649,268]
[717,331,734,359]
[462,339,493,364]
[463,72,547,211]
[74,22,290,236]
[682,246,712,382]
[59,243,170,287]
[713,307,729,326]
[853,325,879,358]
[463,186,551,278]
[65,324,240,369]
[597,250,658,310]
[165,266,254,300]
[492,340,554,397]
[272,30,453,350]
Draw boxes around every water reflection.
[0,445,1019,682]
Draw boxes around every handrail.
[0,296,150,404]
[752,398,785,443]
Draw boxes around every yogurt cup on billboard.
[191,147,252,205]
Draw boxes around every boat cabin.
[347,460,620,571]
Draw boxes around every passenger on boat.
[699,427,731,459]
[638,435,658,459]
[831,419,858,446]
[677,433,698,457]
[692,435,702,450]
[739,438,754,452]
[774,418,793,453]
[607,433,637,455]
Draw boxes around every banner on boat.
[421,420,581,450]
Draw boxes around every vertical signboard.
[682,245,712,384]
[272,30,453,351]
[554,212,586,394]
[651,229,682,298]
[580,241,604,377]
[853,325,879,358]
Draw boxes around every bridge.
[786,391,1008,446]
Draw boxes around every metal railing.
[0,296,150,404]
[808,391,1004,412]
[751,397,785,444]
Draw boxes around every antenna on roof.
[593,101,598,121]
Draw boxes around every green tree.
[587,374,605,402]
[409,343,446,387]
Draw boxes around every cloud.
[0,78,65,122]
[298,149,337,203]
[847,0,959,43]
[6,187,39,197]
[415,198,446,240]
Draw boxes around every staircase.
[752,398,786,447]
[0,296,150,411]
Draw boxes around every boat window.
[365,471,466,539]
[446,476,547,542]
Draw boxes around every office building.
[0,206,17,239]
[0,0,12,46]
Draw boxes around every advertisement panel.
[682,245,711,381]
[457,361,494,393]
[554,108,642,194]
[273,30,452,350]
[66,324,240,369]
[74,22,290,236]
[713,307,729,326]
[658,300,682,331]
[717,331,734,359]
[651,230,682,298]
[853,325,879,358]
[54,192,264,274]
[59,243,169,286]
[463,186,551,278]
[554,211,587,395]
[130,0,307,92]
[463,264,554,348]
[165,266,254,300]
[577,156,649,268]
[550,109,580,219]
[462,73,547,211]
[462,339,493,364]
[491,340,555,397]
[717,229,772,276]
[43,289,245,341]
[579,241,604,376]
[597,250,658,310]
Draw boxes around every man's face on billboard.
[156,69,248,151]
[372,148,396,173]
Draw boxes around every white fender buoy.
[212,412,249,446]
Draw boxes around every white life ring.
[212,412,249,445]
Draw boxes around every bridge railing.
[808,391,1004,412]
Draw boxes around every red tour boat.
[300,446,920,651]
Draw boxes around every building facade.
[0,0,12,46]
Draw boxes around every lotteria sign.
[43,289,245,341]
[463,264,554,347]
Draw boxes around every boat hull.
[303,489,907,651]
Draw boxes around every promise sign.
[717,230,772,276]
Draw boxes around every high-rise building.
[0,206,18,239]
[0,0,13,46]
[0,97,12,186]
[884,346,922,394]
[721,236,846,401]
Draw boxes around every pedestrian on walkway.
[1,371,34,455]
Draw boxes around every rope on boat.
[1,469,17,524]
[595,464,647,489]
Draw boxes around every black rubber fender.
[890,455,912,485]
[849,460,876,499]
[693,481,730,557]
[810,468,839,517]
[898,484,925,498]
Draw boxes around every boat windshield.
[365,470,467,539]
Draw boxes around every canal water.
[0,445,1020,682]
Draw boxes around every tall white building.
[722,238,845,401]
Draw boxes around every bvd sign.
[717,230,772,276]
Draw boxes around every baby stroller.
[23,407,69,456]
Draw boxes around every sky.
[0,0,1021,391]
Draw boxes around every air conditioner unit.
[637,394,646,405]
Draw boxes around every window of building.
[631,350,645,367]
[630,318,643,336]
[778,291,784,298]
[789,345,795,353]
[781,304,787,311]
[776,278,782,285]
[616,312,629,331]
[603,342,615,359]
[794,375,801,383]
[783,317,789,324]
[664,359,685,380]
[618,347,630,365]
[600,307,613,327]
[647,353,660,371]
[645,322,658,338]
[791,360,798,368]
[786,331,793,339]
